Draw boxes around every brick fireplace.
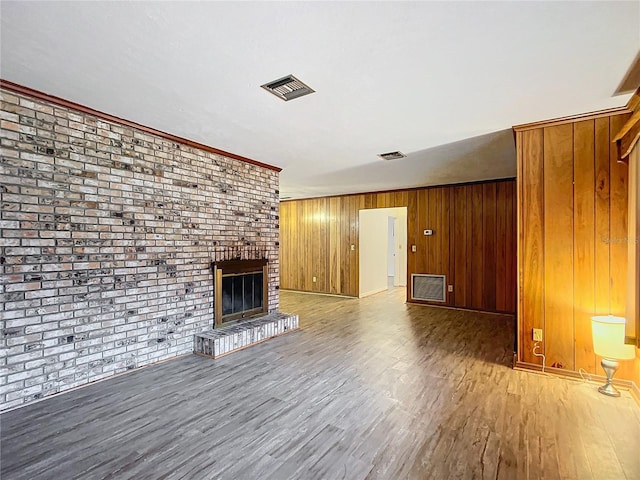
[0,83,280,411]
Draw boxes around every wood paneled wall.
[280,196,360,296]
[629,145,639,344]
[280,179,517,314]
[515,110,637,381]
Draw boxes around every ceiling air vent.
[378,151,406,161]
[261,75,315,101]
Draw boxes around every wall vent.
[378,151,406,161]
[261,75,315,101]
[411,274,446,302]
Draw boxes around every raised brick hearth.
[194,312,299,358]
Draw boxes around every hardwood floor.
[1,288,639,480]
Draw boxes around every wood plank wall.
[516,110,637,381]
[279,179,517,314]
[627,141,640,388]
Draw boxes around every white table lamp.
[591,315,635,397]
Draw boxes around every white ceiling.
[1,1,638,199]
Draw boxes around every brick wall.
[0,88,280,411]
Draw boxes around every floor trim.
[632,380,640,406]
[514,360,640,406]
[409,301,515,317]
[279,289,357,299]
[359,287,388,298]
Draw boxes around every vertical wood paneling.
[505,180,517,313]
[609,114,629,318]
[320,198,330,293]
[543,123,574,371]
[609,115,633,380]
[393,191,405,207]
[350,195,360,296]
[466,186,474,310]
[521,129,545,365]
[629,145,639,345]
[407,190,418,293]
[453,187,468,307]
[364,194,374,209]
[441,188,449,281]
[495,182,507,312]
[280,180,517,314]
[303,200,312,292]
[329,197,340,294]
[594,117,611,318]
[279,201,289,289]
[447,188,456,306]
[438,188,446,280]
[431,189,438,275]
[310,199,318,292]
[417,189,428,275]
[340,197,349,294]
[573,120,596,373]
[427,189,437,273]
[517,110,634,381]
[483,182,497,311]
[630,146,640,386]
[471,184,484,310]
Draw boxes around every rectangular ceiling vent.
[261,75,315,101]
[378,151,406,161]
[411,274,446,302]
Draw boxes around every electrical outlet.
[411,245,417,252]
[533,328,543,342]
[312,276,317,283]
[447,285,453,292]
[350,244,355,251]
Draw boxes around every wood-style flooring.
[1,288,639,480]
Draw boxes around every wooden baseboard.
[632,381,640,406]
[359,287,389,298]
[514,360,640,407]
[279,289,357,299]
[409,301,515,317]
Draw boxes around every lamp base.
[598,383,621,397]
[598,358,621,397]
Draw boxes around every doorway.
[359,207,407,298]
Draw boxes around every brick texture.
[0,89,280,410]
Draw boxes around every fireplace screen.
[222,272,264,317]
[212,258,268,327]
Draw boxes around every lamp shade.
[591,316,635,360]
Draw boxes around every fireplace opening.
[222,272,263,318]
[212,258,268,327]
